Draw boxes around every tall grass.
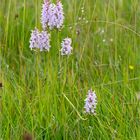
[0,0,140,139]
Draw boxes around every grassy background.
[0,0,140,139]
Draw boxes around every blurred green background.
[0,0,140,139]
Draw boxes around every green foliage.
[0,0,140,139]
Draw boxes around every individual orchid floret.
[84,89,97,115]
[29,28,51,52]
[60,38,73,55]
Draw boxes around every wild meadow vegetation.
[0,0,140,139]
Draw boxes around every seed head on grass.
[60,38,73,55]
[41,0,64,30]
[29,28,51,51]
[84,89,97,115]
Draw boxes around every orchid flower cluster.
[84,89,97,115]
[61,38,72,55]
[41,0,64,30]
[29,0,72,55]
[29,28,51,51]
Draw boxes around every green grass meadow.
[0,0,140,139]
